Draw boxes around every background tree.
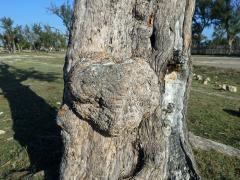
[23,25,38,50]
[0,20,67,53]
[0,17,16,53]
[212,0,240,54]
[48,0,73,37]
[192,0,213,47]
[211,26,228,46]
[57,0,200,179]
[31,23,42,50]
[40,25,66,51]
[13,25,30,52]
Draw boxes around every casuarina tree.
[192,0,213,47]
[212,0,240,54]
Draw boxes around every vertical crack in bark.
[179,137,201,179]
[121,143,145,179]
[132,144,145,177]
[150,27,157,50]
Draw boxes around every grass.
[188,65,240,179]
[0,52,64,179]
[188,66,240,149]
[194,149,240,179]
[0,53,239,179]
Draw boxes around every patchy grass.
[188,66,240,149]
[194,149,240,179]
[0,53,239,179]
[188,65,240,179]
[0,53,64,179]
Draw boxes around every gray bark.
[58,0,200,179]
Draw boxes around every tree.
[192,0,213,47]
[23,25,38,50]
[39,25,67,51]
[57,0,200,179]
[0,17,16,53]
[211,26,228,46]
[0,17,67,52]
[13,25,31,51]
[212,0,240,54]
[48,0,73,37]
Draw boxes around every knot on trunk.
[68,57,160,136]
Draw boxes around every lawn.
[188,65,240,179]
[0,53,64,179]
[0,53,239,179]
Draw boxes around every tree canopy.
[0,17,67,53]
[47,0,73,37]
[192,0,240,53]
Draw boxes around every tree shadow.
[0,63,63,179]
[223,109,240,118]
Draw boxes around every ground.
[190,56,240,179]
[193,55,240,70]
[0,53,239,179]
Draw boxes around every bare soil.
[192,55,240,70]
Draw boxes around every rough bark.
[58,0,200,179]
[189,132,240,159]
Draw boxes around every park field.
[0,53,239,179]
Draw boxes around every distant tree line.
[193,0,240,55]
[0,1,73,54]
[0,17,67,53]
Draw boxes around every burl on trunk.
[57,0,200,179]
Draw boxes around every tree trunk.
[228,37,234,55]
[12,42,16,54]
[58,0,200,179]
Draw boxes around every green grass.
[188,66,240,149]
[0,53,64,179]
[194,149,240,179]
[0,53,239,179]
[188,65,240,179]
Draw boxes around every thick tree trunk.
[58,0,200,179]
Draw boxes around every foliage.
[192,0,240,52]
[48,0,73,36]
[192,0,213,46]
[0,17,67,53]
[211,0,240,53]
[0,17,16,53]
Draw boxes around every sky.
[0,0,73,34]
[203,26,214,40]
[0,0,213,39]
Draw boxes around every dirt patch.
[192,56,240,70]
[191,88,240,101]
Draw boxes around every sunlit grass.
[0,53,239,179]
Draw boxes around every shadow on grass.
[223,109,240,118]
[0,63,63,179]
